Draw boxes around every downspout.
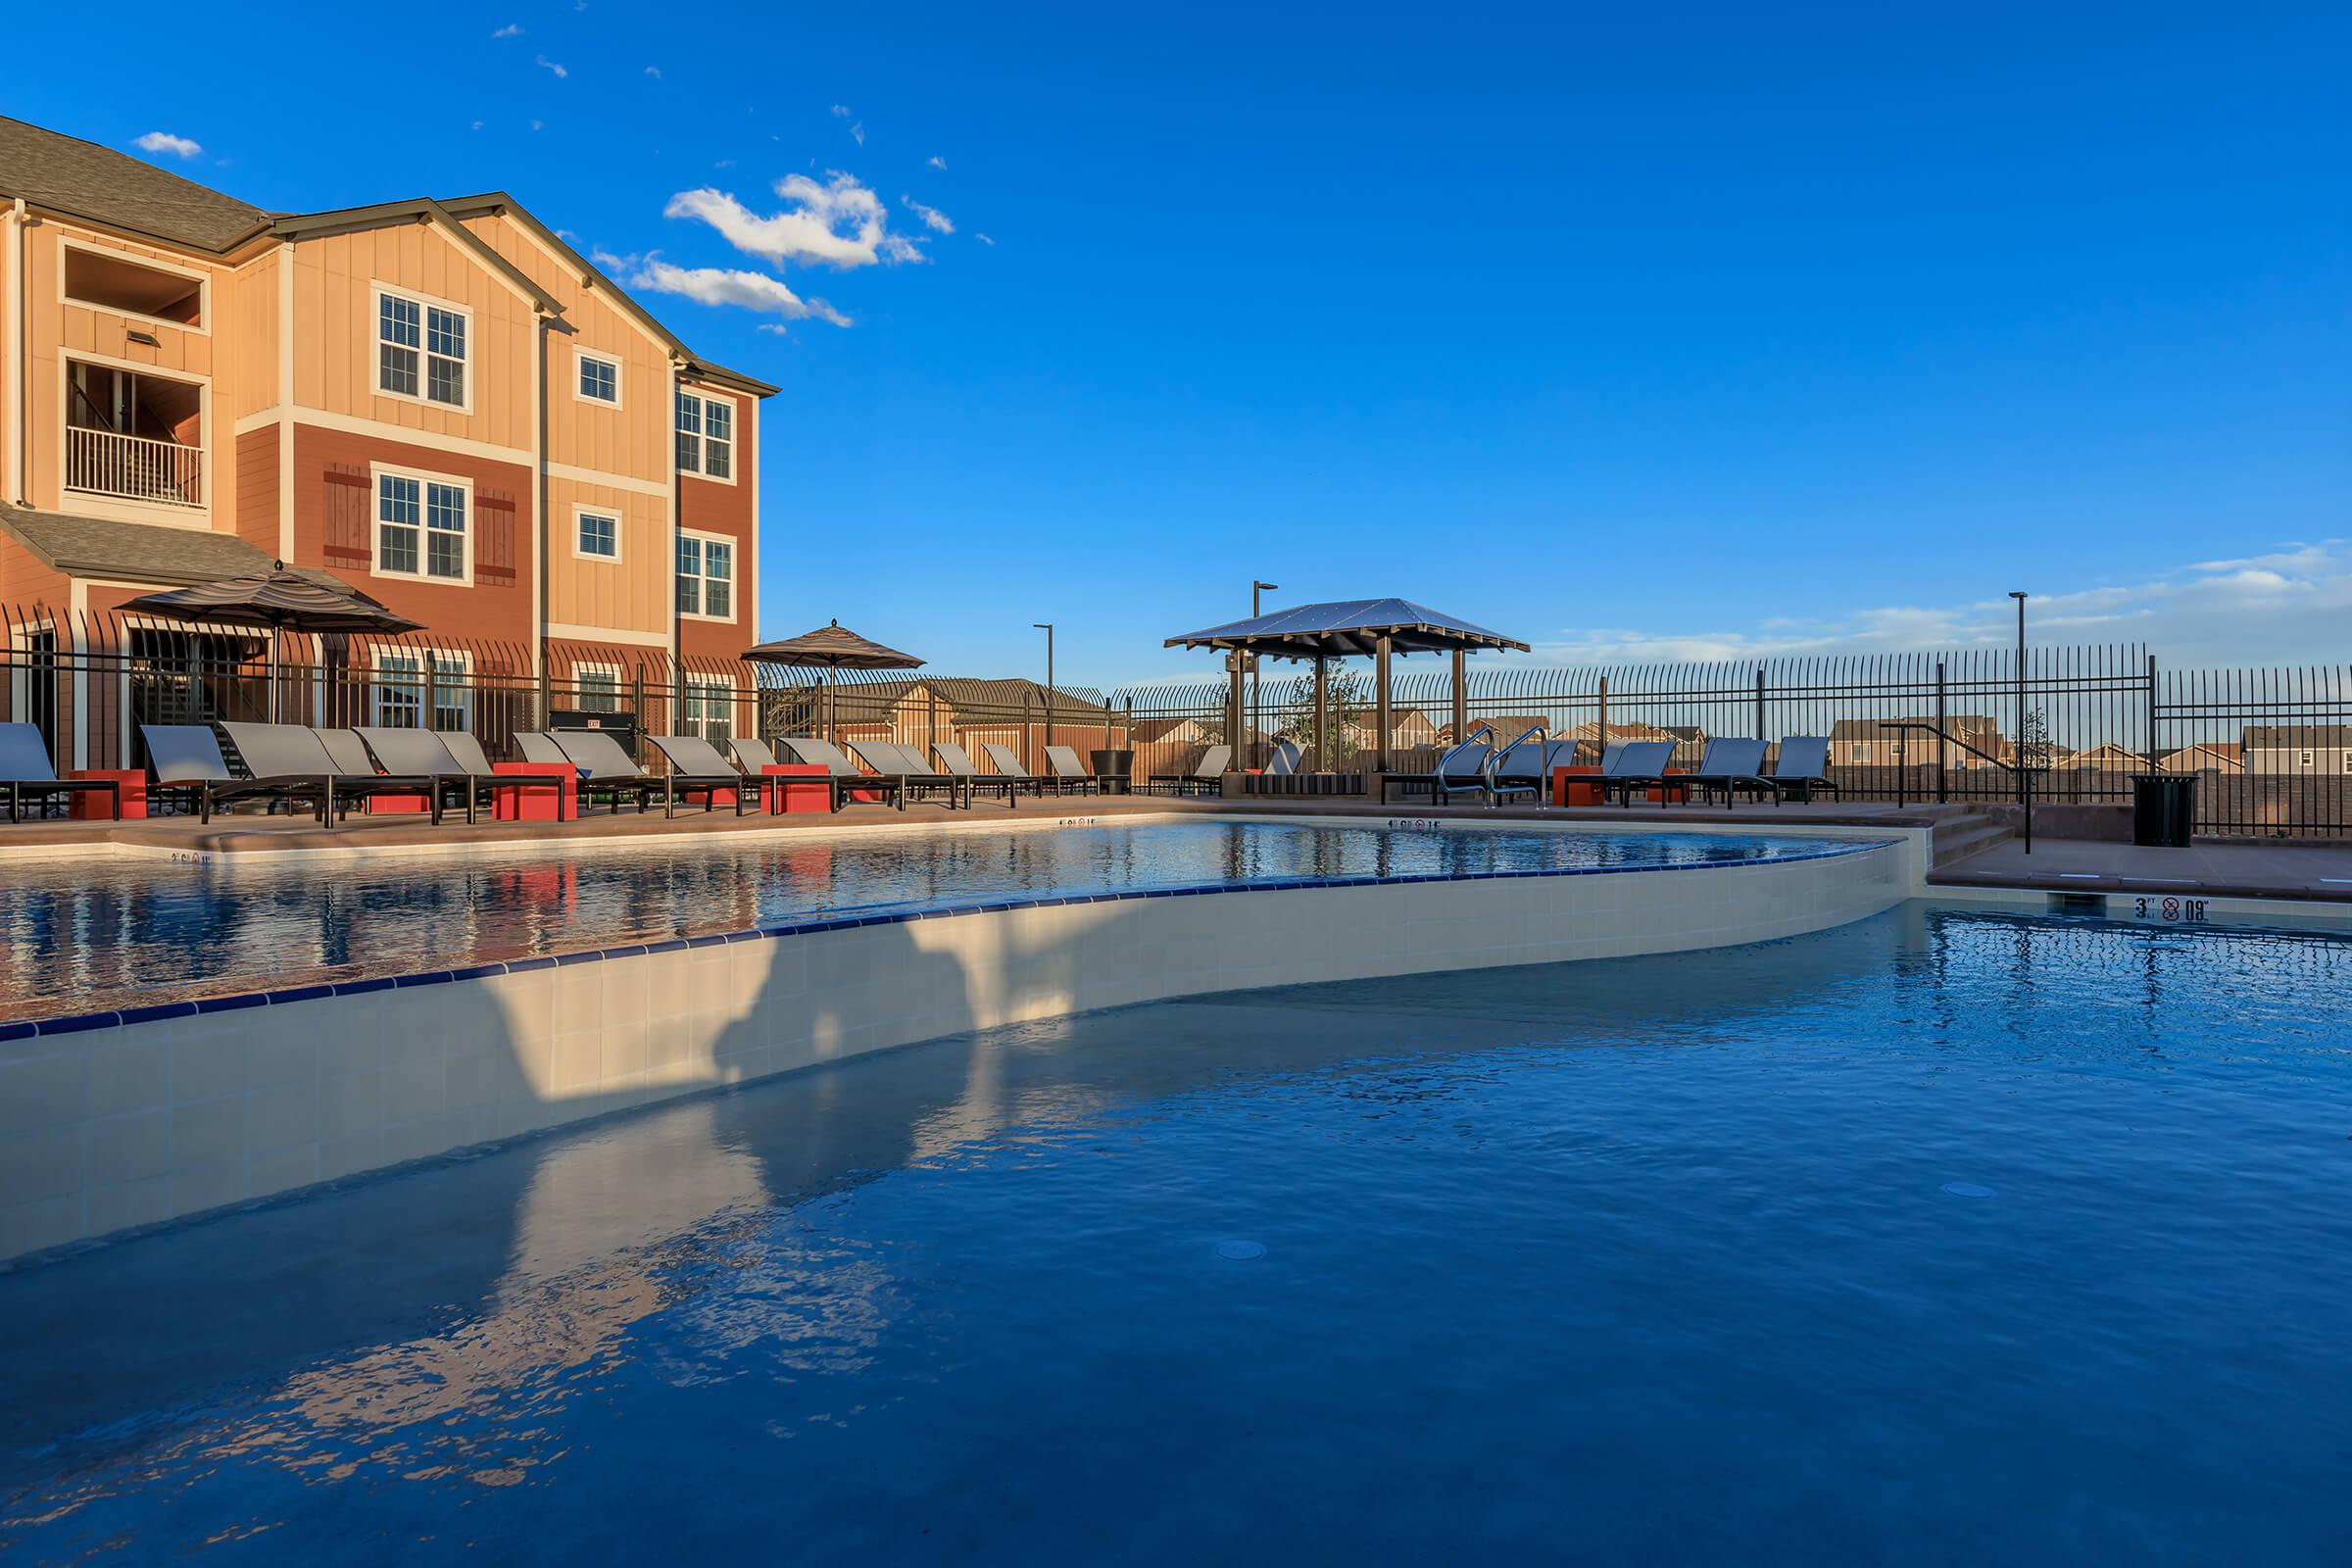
[667,359,683,738]
[7,198,25,505]
[533,309,550,699]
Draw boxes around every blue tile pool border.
[7,837,1901,1039]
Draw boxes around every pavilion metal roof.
[1164,597,1529,661]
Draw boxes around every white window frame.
[675,387,738,483]
[679,673,739,743]
[2299,748,2316,769]
[676,528,737,622]
[371,648,474,733]
[372,281,474,414]
[573,347,623,409]
[58,238,211,336]
[572,504,622,564]
[572,662,624,714]
[369,461,474,586]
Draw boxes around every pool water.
[0,820,1874,1019]
[3,905,2348,1562]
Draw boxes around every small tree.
[1273,667,1369,766]
[2018,707,2054,771]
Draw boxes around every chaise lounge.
[778,737,909,811]
[1149,743,1230,797]
[0,722,121,822]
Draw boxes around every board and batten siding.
[546,475,669,639]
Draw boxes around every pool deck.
[6,792,2349,904]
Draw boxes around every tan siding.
[545,475,669,637]
[288,224,535,450]
[233,423,278,555]
[218,248,280,421]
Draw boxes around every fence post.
[2145,653,2159,773]
[1596,674,1608,761]
[1753,665,1765,741]
[1935,660,1948,805]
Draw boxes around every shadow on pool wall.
[0,905,1918,1484]
[1,841,1914,1260]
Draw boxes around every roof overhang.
[1164,597,1530,662]
[270,199,565,317]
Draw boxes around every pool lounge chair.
[1045,745,1100,796]
[1149,743,1230,797]
[1264,738,1304,777]
[1765,736,1838,803]
[644,734,760,814]
[778,737,909,811]
[515,731,661,814]
[550,730,747,817]
[850,739,969,808]
[979,743,1046,796]
[931,741,1026,808]
[220,722,450,825]
[142,723,325,822]
[0,722,121,822]
[729,737,781,772]
[1376,737,1493,805]
[1488,736,1577,798]
[1681,738,1775,808]
[1597,740,1680,807]
[356,727,574,823]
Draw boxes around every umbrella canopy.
[742,619,924,670]
[121,564,422,636]
[1164,597,1528,661]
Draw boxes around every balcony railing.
[65,426,204,510]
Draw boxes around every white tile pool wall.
[0,839,1911,1261]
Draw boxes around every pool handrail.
[1376,730,1494,805]
[1479,724,1548,807]
[0,720,122,822]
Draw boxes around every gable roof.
[0,504,350,590]
[0,117,271,251]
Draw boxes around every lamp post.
[1034,621,1054,761]
[1250,580,1278,767]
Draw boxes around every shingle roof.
[0,118,270,251]
[2245,725,2352,748]
[0,505,349,590]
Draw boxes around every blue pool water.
[0,820,1873,1019]
[3,904,2348,1562]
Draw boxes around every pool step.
[1930,811,2014,868]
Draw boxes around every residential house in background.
[1829,715,2012,768]
[2058,743,2148,772]
[2242,726,2352,776]
[2157,742,2243,773]
[761,677,1129,763]
[0,116,773,761]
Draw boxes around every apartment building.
[0,116,772,740]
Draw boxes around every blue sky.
[13,2,2348,682]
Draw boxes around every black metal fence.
[4,608,2347,838]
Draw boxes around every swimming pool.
[3,905,2345,1561]
[0,819,1884,1020]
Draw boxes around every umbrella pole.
[269,629,280,724]
[828,667,838,748]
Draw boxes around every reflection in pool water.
[2,905,2347,1562]
[0,820,1878,1018]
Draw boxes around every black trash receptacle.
[1090,749,1134,795]
[2131,774,2194,848]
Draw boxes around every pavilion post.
[1227,656,1245,760]
[1313,656,1329,770]
[1374,634,1395,773]
[1450,649,1467,745]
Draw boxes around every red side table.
[761,762,830,813]
[492,761,578,821]
[367,788,434,815]
[1647,768,1690,805]
[1550,765,1601,807]
[69,768,143,819]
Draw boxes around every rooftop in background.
[1164,598,1530,662]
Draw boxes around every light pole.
[1034,621,1054,761]
[1250,580,1278,766]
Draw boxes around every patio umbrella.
[742,620,924,746]
[121,564,423,722]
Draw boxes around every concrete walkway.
[1931,836,2352,903]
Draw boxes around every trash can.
[1090,748,1135,795]
[2131,774,2194,848]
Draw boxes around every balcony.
[66,426,205,510]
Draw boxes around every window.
[575,665,621,713]
[374,652,471,732]
[2299,749,2316,769]
[676,531,733,619]
[2342,751,2352,775]
[375,469,468,581]
[1850,743,1873,763]
[576,351,620,406]
[681,676,736,744]
[377,287,467,408]
[63,243,204,328]
[576,510,619,561]
[676,389,734,479]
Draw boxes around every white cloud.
[663,173,926,269]
[530,119,545,131]
[132,131,201,160]
[830,104,852,118]
[536,54,568,78]
[714,159,735,169]
[470,120,485,131]
[926,155,948,171]
[1527,541,2352,669]
[627,258,850,326]
[589,247,631,270]
[900,195,953,234]
[757,323,792,335]
[645,65,662,78]
[849,121,865,146]
[975,232,995,246]
[492,23,521,37]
